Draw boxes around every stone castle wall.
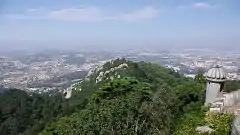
[224,90,240,107]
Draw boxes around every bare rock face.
[196,126,214,133]
[64,59,128,99]
[232,116,240,135]
[63,86,73,99]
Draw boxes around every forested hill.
[0,89,87,135]
[1,58,209,135]
[41,58,207,135]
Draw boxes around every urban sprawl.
[0,49,239,94]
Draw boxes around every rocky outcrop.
[196,126,214,134]
[95,63,127,84]
[63,59,129,99]
[232,116,240,135]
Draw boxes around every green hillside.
[40,58,206,135]
[1,59,232,135]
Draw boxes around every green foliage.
[173,108,206,135]
[41,78,179,135]
[138,84,177,135]
[224,80,240,93]
[206,112,234,135]
[40,59,208,135]
[0,59,231,135]
[173,110,234,135]
[195,73,207,84]
[0,89,86,135]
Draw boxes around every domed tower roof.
[206,65,227,82]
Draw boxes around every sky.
[0,0,239,51]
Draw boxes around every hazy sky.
[0,0,239,51]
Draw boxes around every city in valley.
[0,49,240,94]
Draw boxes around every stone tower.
[205,65,227,105]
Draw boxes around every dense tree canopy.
[40,60,206,135]
[1,59,232,135]
[224,80,240,93]
[0,89,87,135]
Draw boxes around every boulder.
[196,126,214,133]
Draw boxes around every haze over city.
[0,0,239,52]
[2,1,240,135]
